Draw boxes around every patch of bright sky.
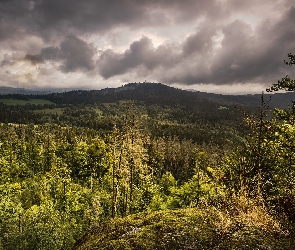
[12,61,44,87]
[228,0,288,31]
[211,31,224,54]
[177,83,267,95]
[0,49,24,63]
[9,35,44,54]
[230,13,260,29]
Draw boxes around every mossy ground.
[73,200,295,250]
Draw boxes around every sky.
[0,0,295,94]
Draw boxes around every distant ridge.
[0,86,53,95]
[0,86,88,95]
[1,83,295,110]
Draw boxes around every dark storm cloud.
[178,5,295,85]
[209,20,255,83]
[57,35,96,72]
[26,35,96,72]
[0,0,225,41]
[30,0,152,36]
[208,6,295,84]
[0,0,35,41]
[0,21,21,41]
[182,25,217,57]
[98,37,153,79]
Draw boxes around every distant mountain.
[0,86,54,95]
[0,86,41,95]
[38,82,295,110]
[210,91,295,110]
[0,86,88,95]
[1,82,295,109]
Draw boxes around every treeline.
[0,103,245,149]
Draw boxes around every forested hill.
[57,82,294,109]
[2,82,295,108]
[0,83,248,145]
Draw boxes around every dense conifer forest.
[2,55,295,249]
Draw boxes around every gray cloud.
[96,4,295,86]
[97,36,181,79]
[0,20,21,41]
[97,25,219,82]
[182,25,217,57]
[26,35,96,72]
[57,35,96,72]
[24,54,44,64]
[208,6,295,84]
[0,0,228,41]
[209,20,255,83]
[98,37,152,79]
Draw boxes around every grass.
[0,99,55,106]
[33,108,64,115]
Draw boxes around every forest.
[1,54,295,249]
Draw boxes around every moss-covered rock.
[73,204,294,250]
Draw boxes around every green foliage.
[0,183,23,249]
[267,53,295,92]
[167,168,225,209]
[0,124,109,249]
[21,201,77,249]
[147,137,198,181]
[222,53,295,224]
[223,111,295,210]
[110,105,152,217]
[0,116,232,248]
[158,172,177,195]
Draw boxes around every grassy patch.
[33,108,64,115]
[218,106,229,110]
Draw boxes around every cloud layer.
[0,0,294,93]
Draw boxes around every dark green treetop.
[267,53,295,92]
